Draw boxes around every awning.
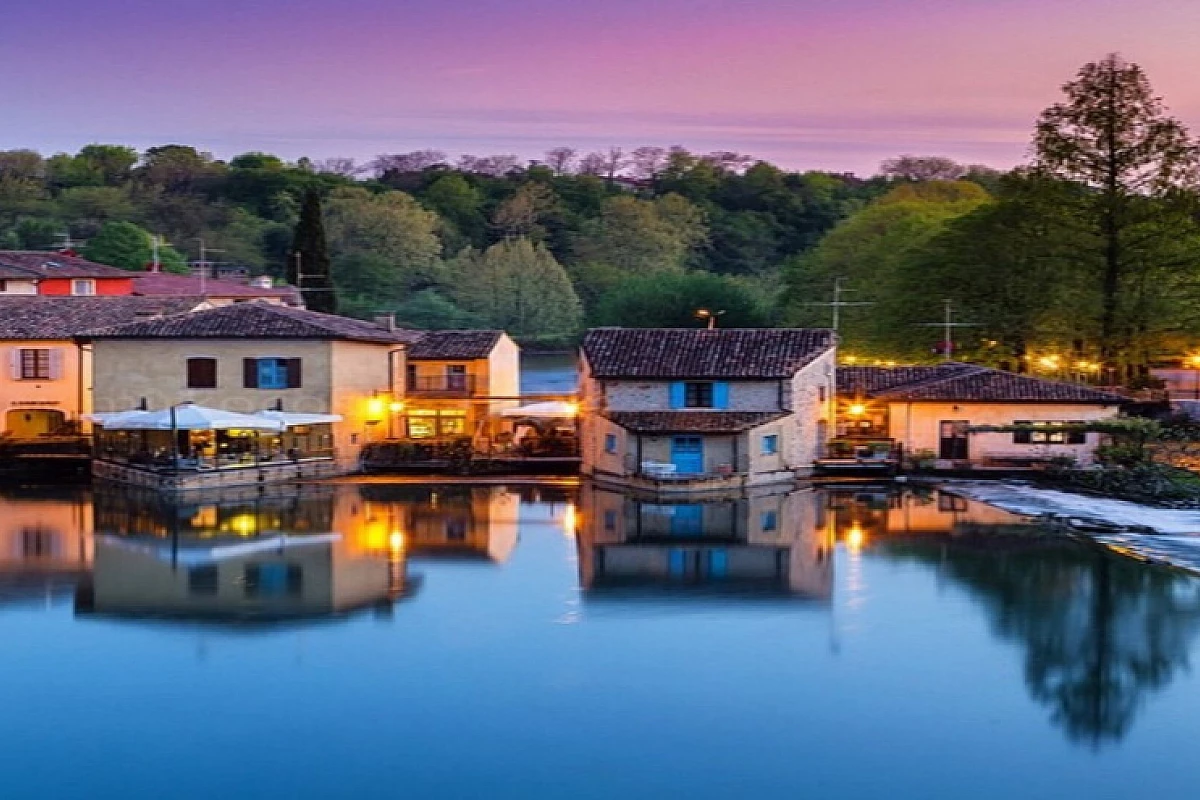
[97,403,284,431]
[255,410,343,426]
[499,401,578,418]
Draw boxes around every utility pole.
[917,299,980,362]
[804,276,873,333]
[195,238,224,295]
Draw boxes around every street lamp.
[694,308,726,329]
[1187,354,1200,399]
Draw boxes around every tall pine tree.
[290,190,337,314]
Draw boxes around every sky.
[4,0,1200,175]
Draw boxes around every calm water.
[3,481,1200,799]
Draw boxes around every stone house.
[81,302,418,481]
[579,328,837,492]
[401,329,520,444]
[0,296,206,438]
[835,363,1125,469]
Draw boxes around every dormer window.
[71,279,96,296]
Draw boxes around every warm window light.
[1037,355,1061,370]
[389,401,404,413]
[848,403,867,417]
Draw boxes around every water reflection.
[577,484,833,598]
[828,486,1200,748]
[0,485,91,608]
[2,480,1200,751]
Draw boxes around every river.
[1,480,1199,799]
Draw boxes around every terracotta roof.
[408,330,504,360]
[582,328,835,379]
[0,296,206,340]
[603,411,789,434]
[131,273,300,303]
[0,251,134,280]
[838,364,1125,404]
[79,302,421,345]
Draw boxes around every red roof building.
[0,251,135,296]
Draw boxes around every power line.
[916,299,980,361]
[803,277,873,332]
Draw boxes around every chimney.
[374,313,396,332]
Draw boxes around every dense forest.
[2,54,1199,376]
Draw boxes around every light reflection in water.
[0,480,1199,755]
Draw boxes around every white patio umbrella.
[254,410,343,426]
[499,401,579,418]
[100,403,284,431]
[86,409,156,427]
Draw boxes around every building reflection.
[77,485,415,625]
[577,483,832,598]
[826,485,1200,749]
[0,486,92,608]
[355,484,522,563]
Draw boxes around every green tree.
[449,239,582,343]
[83,221,186,272]
[594,271,771,328]
[289,191,336,314]
[1035,54,1200,370]
[780,181,989,359]
[324,187,442,301]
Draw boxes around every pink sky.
[3,0,1199,174]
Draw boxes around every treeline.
[783,54,1200,379]
[0,141,904,346]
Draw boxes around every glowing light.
[228,513,258,536]
[843,355,859,364]
[366,397,385,420]
[846,524,866,552]
[1037,355,1061,370]
[389,531,406,551]
[389,401,404,413]
[562,503,577,538]
[848,403,867,417]
[565,402,580,417]
[1187,354,1200,369]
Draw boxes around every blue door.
[671,436,704,474]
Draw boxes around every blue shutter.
[713,381,730,409]
[669,382,685,409]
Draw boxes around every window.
[684,382,714,408]
[186,357,217,389]
[243,358,301,389]
[406,363,417,390]
[603,510,617,531]
[761,510,778,532]
[17,348,51,380]
[188,565,219,596]
[244,563,302,597]
[818,386,827,402]
[1013,421,1087,445]
[71,279,95,296]
[604,433,618,454]
[762,434,779,456]
[446,364,468,391]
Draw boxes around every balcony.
[407,375,478,397]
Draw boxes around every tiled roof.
[0,251,134,280]
[408,330,504,360]
[582,328,835,379]
[0,297,206,340]
[838,364,1125,404]
[603,411,789,434]
[80,301,421,345]
[132,273,300,303]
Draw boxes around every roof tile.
[408,330,504,360]
[583,328,835,379]
[839,364,1125,404]
[604,410,789,434]
[0,296,206,339]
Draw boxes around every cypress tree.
[290,190,337,314]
